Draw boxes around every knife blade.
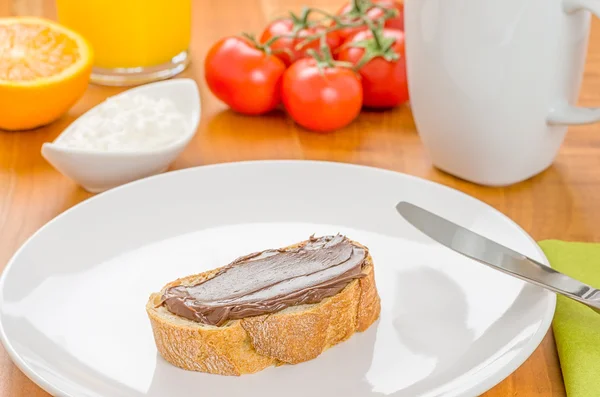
[395,201,600,313]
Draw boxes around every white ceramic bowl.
[41,78,201,193]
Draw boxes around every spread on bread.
[147,234,381,375]
[159,234,367,326]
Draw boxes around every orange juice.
[56,0,191,70]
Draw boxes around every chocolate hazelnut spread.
[160,235,368,326]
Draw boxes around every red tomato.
[204,36,286,115]
[282,58,363,132]
[336,0,404,41]
[260,18,342,66]
[337,28,408,108]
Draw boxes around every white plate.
[0,161,555,397]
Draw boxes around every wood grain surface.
[2,0,600,395]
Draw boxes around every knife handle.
[482,251,600,314]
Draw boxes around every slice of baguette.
[145,239,381,376]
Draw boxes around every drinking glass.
[56,0,191,86]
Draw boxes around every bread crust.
[145,240,381,375]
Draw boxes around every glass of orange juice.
[55,0,191,86]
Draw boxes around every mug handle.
[547,0,600,125]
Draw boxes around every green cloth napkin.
[539,240,600,397]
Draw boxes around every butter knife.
[396,201,600,314]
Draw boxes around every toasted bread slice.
[145,239,381,376]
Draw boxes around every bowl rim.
[42,78,201,158]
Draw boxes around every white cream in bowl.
[56,94,189,152]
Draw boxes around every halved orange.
[0,17,93,130]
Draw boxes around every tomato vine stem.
[349,17,399,71]
[243,1,400,68]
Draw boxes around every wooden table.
[2,0,600,395]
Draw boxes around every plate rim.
[0,160,556,397]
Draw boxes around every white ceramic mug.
[405,0,600,186]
